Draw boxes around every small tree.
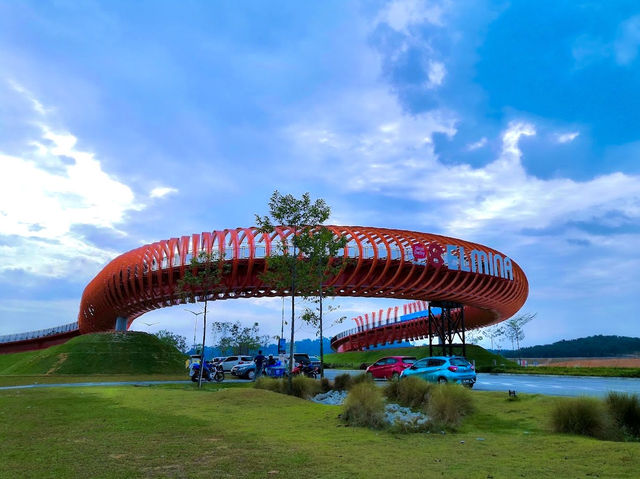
[154,329,188,353]
[504,313,536,359]
[176,251,227,388]
[255,191,332,390]
[484,324,506,351]
[212,320,270,355]
[296,226,348,378]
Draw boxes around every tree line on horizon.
[498,335,640,358]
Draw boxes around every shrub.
[320,377,333,393]
[551,396,618,440]
[333,373,353,391]
[342,382,386,429]
[254,377,286,393]
[384,376,433,409]
[349,373,374,390]
[426,384,475,430]
[605,392,640,438]
[291,375,321,399]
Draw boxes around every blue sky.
[1,0,639,348]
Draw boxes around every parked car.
[231,362,257,380]
[284,353,311,366]
[308,355,321,369]
[365,356,417,380]
[400,356,476,387]
[219,355,254,372]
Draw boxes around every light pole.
[186,308,206,388]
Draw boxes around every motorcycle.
[191,362,224,383]
[291,361,319,379]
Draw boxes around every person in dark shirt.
[254,350,266,380]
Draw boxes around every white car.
[219,355,254,372]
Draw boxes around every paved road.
[2,371,640,397]
[325,370,640,397]
[474,373,640,397]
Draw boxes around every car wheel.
[465,382,474,389]
[247,370,255,380]
[437,377,447,384]
[390,372,400,381]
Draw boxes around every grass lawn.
[1,383,638,478]
[0,374,188,387]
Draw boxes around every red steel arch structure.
[76,226,528,349]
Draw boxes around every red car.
[365,356,417,380]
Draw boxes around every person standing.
[254,350,266,380]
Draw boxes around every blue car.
[400,356,476,388]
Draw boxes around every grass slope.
[325,344,515,371]
[1,384,638,478]
[0,332,187,375]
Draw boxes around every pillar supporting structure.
[428,301,466,357]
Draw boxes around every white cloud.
[377,0,446,33]
[615,15,640,65]
[0,86,144,277]
[554,131,580,143]
[466,137,487,151]
[426,60,446,88]
[150,186,178,199]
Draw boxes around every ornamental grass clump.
[348,373,374,390]
[384,376,433,409]
[551,396,618,440]
[254,377,286,393]
[605,392,640,439]
[342,382,386,429]
[426,383,475,430]
[319,377,333,393]
[333,373,353,391]
[291,375,321,399]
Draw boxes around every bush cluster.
[384,376,433,409]
[342,382,386,429]
[333,373,353,391]
[551,392,640,441]
[254,377,286,394]
[291,375,321,399]
[426,384,475,429]
[551,397,616,440]
[605,392,640,438]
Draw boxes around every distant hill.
[499,335,640,358]
[0,332,187,375]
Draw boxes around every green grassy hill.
[0,332,187,375]
[324,344,515,371]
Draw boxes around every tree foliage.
[255,190,333,386]
[176,251,228,387]
[154,329,188,353]
[503,313,536,355]
[212,321,270,355]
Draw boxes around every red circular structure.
[77,226,528,343]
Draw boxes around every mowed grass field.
[1,383,639,478]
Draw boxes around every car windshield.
[402,358,416,364]
[450,358,470,366]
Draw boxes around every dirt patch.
[46,353,69,374]
[550,358,640,368]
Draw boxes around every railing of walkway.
[0,322,79,344]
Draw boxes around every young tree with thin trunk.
[255,191,331,390]
[176,251,227,388]
[504,313,536,359]
[296,226,348,378]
